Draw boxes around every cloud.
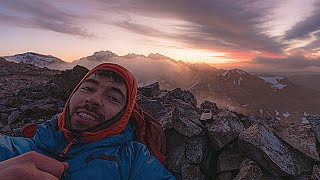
[250,55,320,70]
[96,0,285,55]
[284,1,320,40]
[0,0,94,37]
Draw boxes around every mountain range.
[2,51,319,121]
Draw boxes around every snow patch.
[259,109,263,114]
[259,76,287,89]
[301,117,310,125]
[225,105,235,111]
[221,71,229,77]
[187,82,199,90]
[283,112,290,118]
[238,77,243,85]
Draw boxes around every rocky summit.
[1,62,320,179]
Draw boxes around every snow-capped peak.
[78,50,117,62]
[93,50,115,58]
[220,69,247,77]
[3,52,63,66]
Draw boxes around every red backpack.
[130,103,166,166]
[18,103,167,166]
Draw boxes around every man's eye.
[107,96,120,103]
[81,87,94,92]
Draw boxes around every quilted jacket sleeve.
[129,142,176,180]
[0,135,36,161]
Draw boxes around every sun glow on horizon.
[162,48,233,64]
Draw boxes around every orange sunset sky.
[0,0,320,72]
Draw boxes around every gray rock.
[312,164,320,180]
[0,108,19,113]
[272,121,320,161]
[200,100,220,115]
[138,82,161,97]
[185,134,206,165]
[1,125,12,133]
[20,105,32,111]
[217,143,243,172]
[156,105,174,130]
[287,144,314,175]
[165,129,204,180]
[7,110,20,124]
[216,172,233,180]
[295,174,313,180]
[233,158,263,180]
[307,115,320,144]
[238,124,296,176]
[206,110,245,150]
[172,99,204,137]
[0,114,3,128]
[163,88,197,108]
[136,94,164,118]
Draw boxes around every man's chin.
[70,114,101,131]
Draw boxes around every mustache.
[71,104,105,121]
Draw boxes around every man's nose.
[85,93,103,107]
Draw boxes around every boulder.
[288,146,314,175]
[138,82,161,97]
[238,124,296,176]
[163,88,197,108]
[156,105,174,130]
[272,121,320,161]
[136,94,164,118]
[172,99,203,137]
[1,125,12,133]
[312,164,320,179]
[184,134,206,165]
[7,110,20,125]
[165,129,204,180]
[206,110,245,150]
[217,142,243,172]
[233,158,263,180]
[216,172,233,180]
[307,115,320,144]
[200,100,221,115]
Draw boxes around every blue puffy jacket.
[0,115,175,180]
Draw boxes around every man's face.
[69,73,127,131]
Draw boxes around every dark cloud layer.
[284,1,320,40]
[104,0,285,55]
[0,0,93,37]
[251,55,320,70]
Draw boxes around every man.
[0,63,175,179]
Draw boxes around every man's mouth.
[77,112,99,122]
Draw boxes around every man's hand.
[0,151,68,180]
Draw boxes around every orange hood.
[58,63,137,143]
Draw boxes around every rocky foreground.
[1,64,320,179]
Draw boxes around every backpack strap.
[131,103,167,167]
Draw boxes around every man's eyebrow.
[110,87,126,101]
[83,78,99,85]
[83,78,126,101]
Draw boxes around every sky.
[0,0,320,72]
